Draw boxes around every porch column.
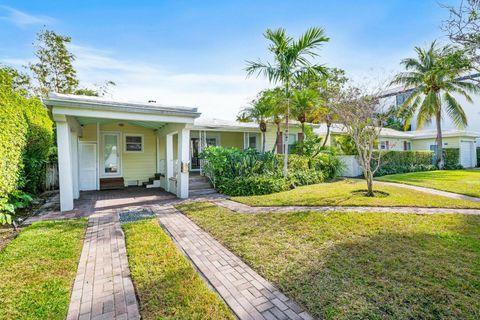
[166,134,174,193]
[71,132,80,199]
[177,128,190,198]
[156,136,160,173]
[55,117,74,211]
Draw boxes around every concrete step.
[189,189,218,196]
[189,182,212,190]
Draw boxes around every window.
[395,92,411,107]
[380,140,389,150]
[288,133,297,153]
[206,138,217,146]
[404,141,411,151]
[125,134,143,152]
[248,135,257,149]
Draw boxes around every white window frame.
[380,140,389,150]
[124,133,144,153]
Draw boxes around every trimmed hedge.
[477,148,480,167]
[0,68,53,223]
[443,148,462,169]
[0,80,28,204]
[372,150,435,177]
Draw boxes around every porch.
[45,93,201,211]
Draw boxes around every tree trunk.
[435,111,444,169]
[262,131,266,153]
[283,104,289,177]
[298,121,305,155]
[321,122,331,148]
[366,171,374,197]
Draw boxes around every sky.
[0,0,459,119]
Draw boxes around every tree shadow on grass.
[278,214,480,320]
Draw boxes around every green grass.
[122,219,235,320]
[234,179,480,208]
[377,169,480,198]
[178,202,480,319]
[0,219,87,320]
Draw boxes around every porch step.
[189,188,218,197]
[100,178,125,190]
[189,174,215,197]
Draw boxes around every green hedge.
[0,79,28,208]
[477,148,480,167]
[443,148,462,169]
[0,68,53,223]
[372,150,435,176]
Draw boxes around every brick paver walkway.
[213,199,480,215]
[155,204,313,320]
[67,212,140,320]
[374,180,480,202]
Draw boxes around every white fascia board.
[52,106,196,124]
[189,125,260,132]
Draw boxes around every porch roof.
[44,93,201,118]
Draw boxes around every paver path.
[67,211,140,320]
[375,180,480,202]
[214,199,480,215]
[155,204,313,320]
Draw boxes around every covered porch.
[45,93,200,211]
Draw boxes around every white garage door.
[460,141,474,168]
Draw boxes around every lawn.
[0,219,87,320]
[178,202,480,319]
[377,169,480,198]
[122,219,235,320]
[234,179,480,208]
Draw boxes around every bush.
[216,175,289,196]
[372,150,435,176]
[443,148,462,170]
[477,148,480,167]
[0,68,53,224]
[200,146,341,196]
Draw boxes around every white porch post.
[156,136,160,173]
[71,133,79,199]
[166,134,174,193]
[177,128,190,198]
[55,117,74,211]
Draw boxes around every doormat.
[118,208,155,224]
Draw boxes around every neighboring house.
[315,124,479,168]
[44,93,303,211]
[380,74,480,146]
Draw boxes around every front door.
[190,137,200,170]
[79,142,97,190]
[101,132,121,177]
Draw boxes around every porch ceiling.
[76,117,167,130]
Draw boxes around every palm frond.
[443,92,468,128]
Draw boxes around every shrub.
[443,148,462,170]
[372,150,435,176]
[200,146,341,196]
[0,71,28,224]
[216,175,289,196]
[477,148,480,167]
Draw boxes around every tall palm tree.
[391,42,478,168]
[246,27,329,176]
[239,90,275,153]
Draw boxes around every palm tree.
[239,90,275,153]
[392,42,479,168]
[246,27,329,176]
[291,88,319,148]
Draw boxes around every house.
[380,75,480,146]
[315,124,479,168]
[44,93,303,211]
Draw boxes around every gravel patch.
[119,208,156,224]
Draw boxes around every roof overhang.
[44,93,201,125]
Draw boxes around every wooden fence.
[45,162,59,190]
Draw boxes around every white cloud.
[69,44,269,119]
[0,6,54,27]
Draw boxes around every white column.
[156,136,160,173]
[71,133,80,199]
[166,134,174,193]
[56,119,74,211]
[177,128,190,198]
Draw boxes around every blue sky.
[0,0,458,119]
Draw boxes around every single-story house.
[315,124,479,168]
[44,93,304,211]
